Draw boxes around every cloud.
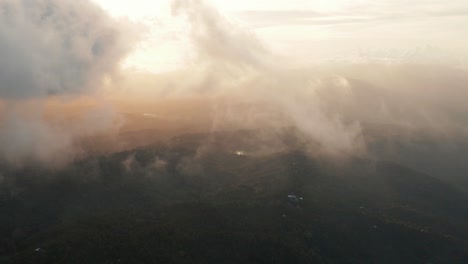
[0,0,135,99]
[3,0,467,167]
[0,99,124,167]
[0,111,74,166]
[164,0,366,157]
[234,2,468,29]
[317,64,468,133]
[119,0,468,159]
[236,11,375,28]
[172,0,270,70]
[0,0,136,166]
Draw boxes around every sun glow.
[91,0,351,73]
[91,0,468,73]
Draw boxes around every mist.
[1,0,468,166]
[115,0,468,160]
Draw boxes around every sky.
[92,0,468,72]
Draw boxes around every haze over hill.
[1,0,468,166]
[0,0,468,263]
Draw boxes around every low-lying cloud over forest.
[0,0,135,165]
[0,0,467,167]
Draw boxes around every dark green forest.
[1,131,468,263]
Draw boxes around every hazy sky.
[92,0,468,72]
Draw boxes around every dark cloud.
[0,0,135,99]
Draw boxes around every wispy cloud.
[234,1,468,28]
[236,10,374,27]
